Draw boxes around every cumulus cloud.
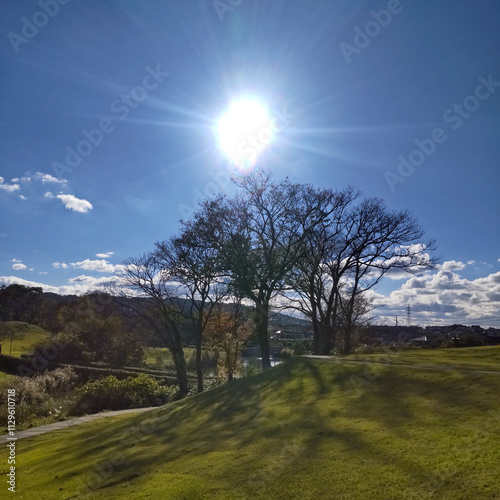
[52,262,69,269]
[52,258,124,274]
[57,194,92,213]
[437,260,466,272]
[11,259,27,271]
[0,275,130,297]
[69,259,124,273]
[96,252,114,258]
[68,275,117,286]
[34,172,67,184]
[45,192,93,213]
[372,269,500,327]
[0,177,20,193]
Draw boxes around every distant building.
[409,335,428,347]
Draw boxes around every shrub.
[280,348,294,359]
[292,339,313,355]
[237,363,261,378]
[355,345,375,354]
[0,367,77,427]
[72,373,176,415]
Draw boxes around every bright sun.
[216,99,274,170]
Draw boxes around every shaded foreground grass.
[5,352,500,499]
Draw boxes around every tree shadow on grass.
[42,357,500,499]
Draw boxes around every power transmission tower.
[407,305,411,327]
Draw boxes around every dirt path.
[0,406,157,444]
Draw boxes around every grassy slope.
[0,322,49,357]
[6,350,500,500]
[349,345,500,370]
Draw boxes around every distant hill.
[38,291,312,332]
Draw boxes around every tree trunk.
[196,323,204,393]
[227,347,233,382]
[312,316,321,355]
[170,336,189,396]
[319,323,331,355]
[254,300,271,370]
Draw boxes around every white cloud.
[0,177,20,193]
[68,275,117,286]
[46,192,93,213]
[372,269,500,327]
[39,271,48,275]
[56,194,93,213]
[19,194,27,200]
[69,259,125,273]
[0,275,130,297]
[34,172,67,184]
[96,252,114,258]
[53,258,124,274]
[437,260,466,272]
[12,263,27,271]
[52,262,69,269]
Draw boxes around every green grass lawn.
[349,345,500,371]
[143,346,196,368]
[0,371,13,382]
[5,348,500,499]
[0,322,49,357]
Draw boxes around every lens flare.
[216,99,274,172]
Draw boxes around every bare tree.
[286,196,436,354]
[214,171,341,369]
[156,211,227,392]
[116,253,189,395]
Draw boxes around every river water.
[204,356,283,377]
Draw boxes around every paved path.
[0,407,157,444]
[305,355,500,376]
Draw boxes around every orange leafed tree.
[205,307,252,382]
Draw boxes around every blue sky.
[1,0,499,327]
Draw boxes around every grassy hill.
[0,322,49,357]
[5,348,500,499]
[350,345,500,370]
